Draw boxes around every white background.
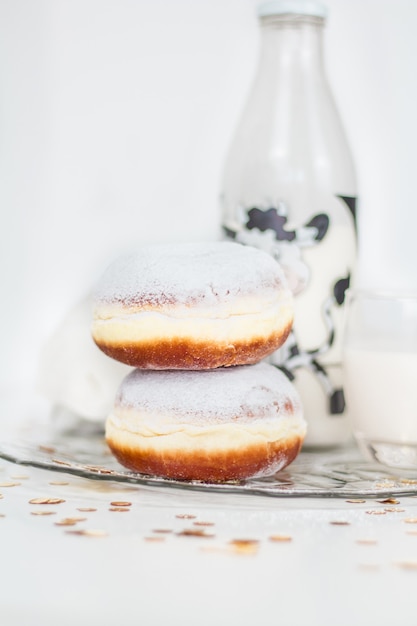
[1,0,417,390]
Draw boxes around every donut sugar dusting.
[91,241,293,369]
[105,363,306,482]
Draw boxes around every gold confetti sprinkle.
[144,536,166,542]
[356,539,378,545]
[193,521,215,527]
[152,529,173,534]
[269,534,292,542]
[29,498,66,505]
[230,545,258,555]
[177,529,215,538]
[229,539,259,555]
[30,511,57,516]
[406,530,417,536]
[76,507,97,513]
[0,514,5,518]
[49,481,70,486]
[109,507,129,512]
[330,520,351,526]
[400,479,417,485]
[404,518,417,524]
[65,529,108,537]
[366,510,387,516]
[346,499,366,504]
[358,563,380,571]
[84,466,114,475]
[39,445,55,454]
[51,459,72,467]
[10,475,29,480]
[176,514,196,519]
[394,561,417,570]
[55,517,87,526]
[0,495,3,499]
[384,507,405,513]
[377,498,400,504]
[109,501,132,507]
[0,482,21,488]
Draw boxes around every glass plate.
[1,420,417,498]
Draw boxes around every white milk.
[343,346,417,444]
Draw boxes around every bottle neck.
[258,15,325,74]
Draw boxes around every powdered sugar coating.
[114,362,303,425]
[93,241,288,307]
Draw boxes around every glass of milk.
[343,289,417,467]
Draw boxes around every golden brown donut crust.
[106,433,304,483]
[93,323,292,369]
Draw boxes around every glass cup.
[343,289,417,468]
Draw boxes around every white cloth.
[37,296,132,422]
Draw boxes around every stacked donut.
[92,241,306,482]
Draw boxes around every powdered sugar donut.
[106,362,306,482]
[92,241,293,369]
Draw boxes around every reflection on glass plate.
[1,420,417,498]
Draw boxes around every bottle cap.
[257,0,328,19]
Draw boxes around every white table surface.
[1,399,417,626]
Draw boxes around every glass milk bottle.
[221,0,357,447]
